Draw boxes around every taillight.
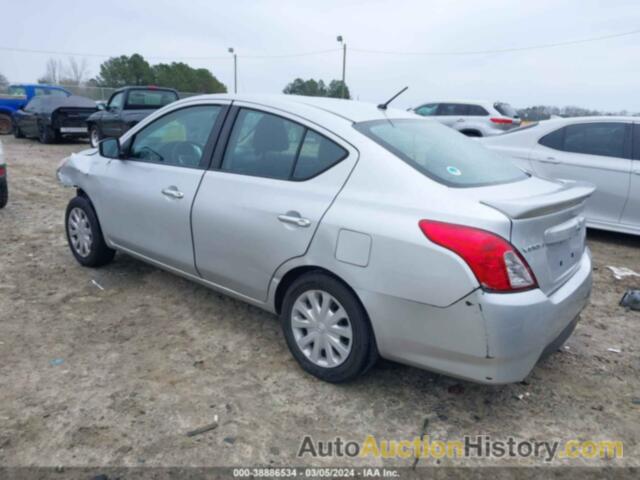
[490,117,513,124]
[418,220,537,293]
[0,166,5,177]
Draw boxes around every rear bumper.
[359,249,592,384]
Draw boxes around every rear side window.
[294,131,347,180]
[437,104,468,116]
[222,109,346,181]
[354,119,528,188]
[414,104,438,116]
[563,123,630,159]
[634,124,640,160]
[467,105,489,116]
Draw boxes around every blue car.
[0,84,71,134]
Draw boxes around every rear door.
[620,123,640,229]
[530,121,632,224]
[94,102,228,274]
[18,98,40,136]
[436,103,469,128]
[192,105,357,301]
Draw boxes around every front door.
[530,121,632,224]
[102,91,126,138]
[192,106,357,301]
[94,103,227,274]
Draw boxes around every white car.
[481,117,640,235]
[411,100,521,137]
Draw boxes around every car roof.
[539,115,639,125]
[12,83,68,90]
[182,94,418,123]
[413,100,500,107]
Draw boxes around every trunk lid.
[463,176,594,294]
[54,107,97,127]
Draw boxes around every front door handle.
[161,187,184,199]
[539,156,560,164]
[278,214,311,227]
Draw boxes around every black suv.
[87,86,179,147]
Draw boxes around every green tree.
[152,62,226,93]
[283,78,350,99]
[94,54,155,87]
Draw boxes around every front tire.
[89,125,101,148]
[65,196,115,267]
[0,177,7,209]
[281,272,377,383]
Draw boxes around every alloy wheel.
[67,207,93,257]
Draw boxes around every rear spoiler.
[481,180,595,219]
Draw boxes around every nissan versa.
[57,95,594,384]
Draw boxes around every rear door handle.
[161,187,184,199]
[278,214,311,227]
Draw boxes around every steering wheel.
[169,141,203,166]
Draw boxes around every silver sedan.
[57,95,593,383]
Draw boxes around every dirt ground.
[0,135,638,472]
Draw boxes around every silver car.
[57,95,593,384]
[481,117,640,236]
[411,100,521,137]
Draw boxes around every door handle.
[278,214,311,227]
[161,187,184,199]
[539,156,560,164]
[455,118,465,123]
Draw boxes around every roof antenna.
[377,86,408,110]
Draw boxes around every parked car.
[481,117,640,236]
[13,95,97,144]
[410,100,521,136]
[57,94,593,384]
[0,140,7,208]
[0,84,71,135]
[87,86,179,147]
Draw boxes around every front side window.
[437,104,468,116]
[108,92,125,110]
[126,89,178,109]
[34,88,47,96]
[222,109,346,180]
[634,124,640,160]
[415,104,438,116]
[129,105,222,168]
[47,88,69,97]
[354,119,528,188]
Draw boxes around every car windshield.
[494,102,518,118]
[354,119,528,188]
[125,90,178,109]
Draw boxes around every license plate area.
[60,127,87,133]
[545,218,586,280]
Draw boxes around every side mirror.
[96,102,106,111]
[99,138,122,159]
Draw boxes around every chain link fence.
[0,83,202,101]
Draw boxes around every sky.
[1,0,639,111]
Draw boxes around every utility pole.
[337,36,346,98]
[228,47,237,94]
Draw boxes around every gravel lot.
[0,135,638,472]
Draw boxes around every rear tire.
[38,123,58,144]
[281,272,378,383]
[65,196,115,267]
[0,177,7,209]
[0,114,11,135]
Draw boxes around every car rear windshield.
[125,90,178,109]
[354,119,528,188]
[494,102,518,118]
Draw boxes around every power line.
[0,46,338,60]
[0,28,638,61]
[350,28,640,56]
